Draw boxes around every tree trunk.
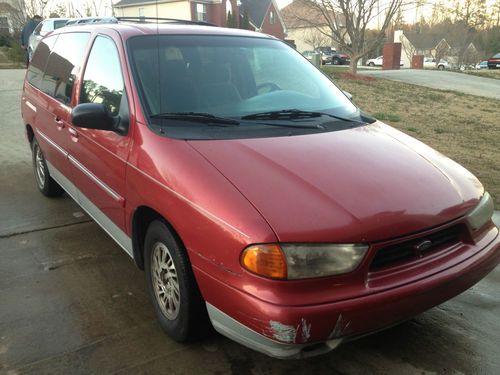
[350,57,360,75]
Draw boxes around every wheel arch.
[26,124,35,145]
[131,205,185,270]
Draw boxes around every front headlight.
[466,192,494,230]
[281,244,368,279]
[240,243,368,280]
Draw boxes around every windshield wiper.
[241,109,362,123]
[150,112,240,126]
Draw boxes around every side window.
[40,32,90,105]
[27,35,57,89]
[80,36,124,116]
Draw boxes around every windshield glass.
[128,35,357,117]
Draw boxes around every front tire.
[144,220,209,342]
[32,138,64,197]
[333,58,340,65]
[438,64,445,71]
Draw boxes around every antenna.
[156,0,162,117]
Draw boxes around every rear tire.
[368,62,375,67]
[333,58,340,65]
[32,138,64,197]
[144,220,210,342]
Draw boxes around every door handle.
[55,116,64,130]
[68,127,79,139]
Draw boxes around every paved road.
[1,69,500,374]
[360,69,500,99]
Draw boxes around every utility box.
[382,42,402,70]
[412,55,424,69]
[311,53,321,68]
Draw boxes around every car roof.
[51,21,274,41]
[43,18,70,22]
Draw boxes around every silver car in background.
[28,18,69,61]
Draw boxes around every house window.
[138,7,145,17]
[196,3,207,22]
[269,10,275,24]
[0,17,9,33]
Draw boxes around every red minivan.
[21,19,499,358]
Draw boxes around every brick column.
[382,42,402,70]
[412,55,424,69]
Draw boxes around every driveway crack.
[0,220,93,239]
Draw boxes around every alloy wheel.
[151,242,181,320]
[35,145,46,189]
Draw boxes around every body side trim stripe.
[36,129,67,157]
[36,128,124,205]
[46,160,133,258]
[68,154,124,205]
[25,100,37,112]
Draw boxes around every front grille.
[370,225,463,270]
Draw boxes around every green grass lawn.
[322,66,500,207]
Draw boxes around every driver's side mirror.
[343,91,353,100]
[71,103,115,131]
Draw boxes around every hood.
[188,122,483,242]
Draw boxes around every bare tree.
[398,34,416,63]
[490,0,500,28]
[24,0,50,18]
[303,29,331,49]
[431,39,450,66]
[288,0,407,74]
[452,0,487,28]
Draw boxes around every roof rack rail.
[66,17,118,26]
[115,16,216,27]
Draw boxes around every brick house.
[238,0,286,40]
[113,0,286,39]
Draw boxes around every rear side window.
[80,36,124,116]
[40,32,90,105]
[27,35,57,89]
[54,20,68,29]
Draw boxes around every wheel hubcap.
[151,242,180,320]
[35,146,46,189]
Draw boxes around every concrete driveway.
[1,69,500,374]
[360,69,500,100]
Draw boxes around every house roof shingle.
[239,0,273,29]
[404,32,446,50]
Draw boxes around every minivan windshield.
[128,35,362,139]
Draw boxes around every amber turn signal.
[240,244,287,279]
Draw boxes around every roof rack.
[66,17,118,26]
[115,16,216,27]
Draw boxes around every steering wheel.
[257,82,281,93]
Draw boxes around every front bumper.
[202,225,500,359]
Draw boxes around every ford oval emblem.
[414,240,433,254]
